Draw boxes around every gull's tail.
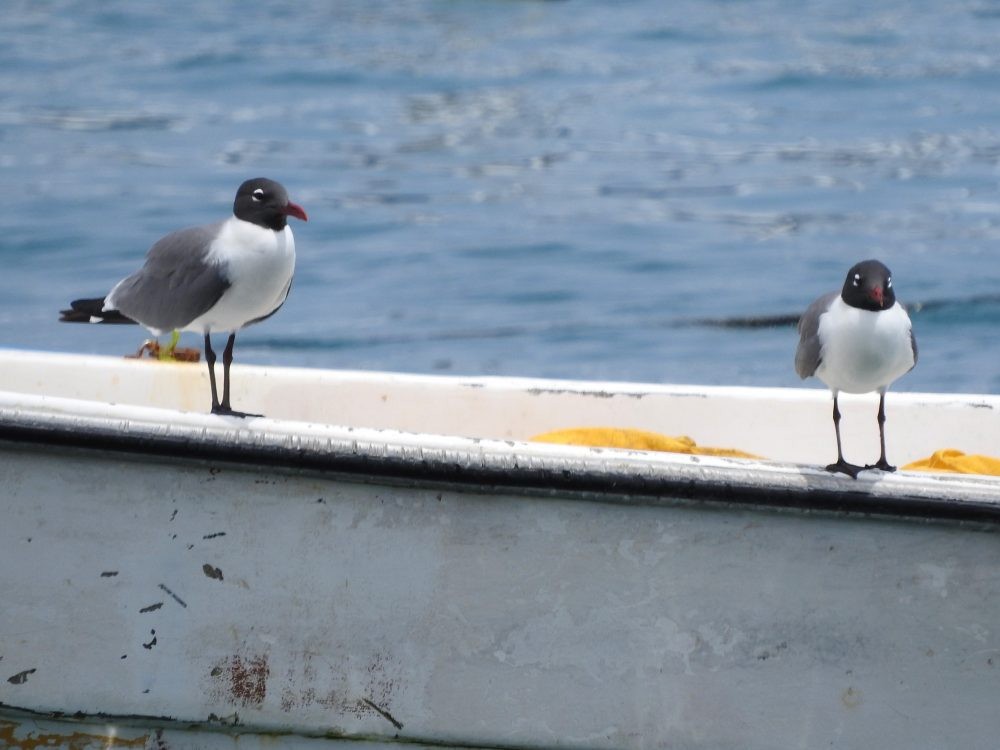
[59,297,136,325]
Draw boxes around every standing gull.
[60,177,308,417]
[794,259,917,478]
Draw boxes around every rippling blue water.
[3,1,1000,393]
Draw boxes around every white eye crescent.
[887,277,892,288]
[852,273,861,286]
[252,188,264,201]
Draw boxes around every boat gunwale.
[1,397,998,526]
[7,347,1000,407]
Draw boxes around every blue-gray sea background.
[3,0,1000,393]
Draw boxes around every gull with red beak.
[795,259,917,478]
[60,177,308,417]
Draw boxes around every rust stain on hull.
[277,648,404,731]
[0,719,150,749]
[208,653,269,707]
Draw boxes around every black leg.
[204,333,221,412]
[867,392,896,472]
[826,394,864,479]
[207,332,261,418]
[221,332,236,411]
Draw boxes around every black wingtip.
[59,298,137,325]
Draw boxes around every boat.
[1,348,997,749]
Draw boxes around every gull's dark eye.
[252,188,265,202]
[852,273,862,286]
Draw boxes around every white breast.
[815,298,915,395]
[183,217,296,334]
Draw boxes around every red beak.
[282,200,308,222]
[869,286,884,307]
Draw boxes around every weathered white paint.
[0,350,999,748]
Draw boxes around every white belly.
[815,299,915,394]
[184,219,296,334]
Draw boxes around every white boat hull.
[0,350,998,749]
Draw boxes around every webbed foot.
[210,405,263,419]
[825,460,865,479]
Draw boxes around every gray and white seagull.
[795,259,917,478]
[60,177,308,417]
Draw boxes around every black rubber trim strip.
[0,418,998,526]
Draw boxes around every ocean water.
[2,0,1000,393]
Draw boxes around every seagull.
[60,177,308,417]
[794,259,917,478]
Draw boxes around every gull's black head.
[233,178,308,231]
[840,259,896,311]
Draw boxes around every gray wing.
[794,291,837,379]
[107,222,230,333]
[909,327,918,369]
